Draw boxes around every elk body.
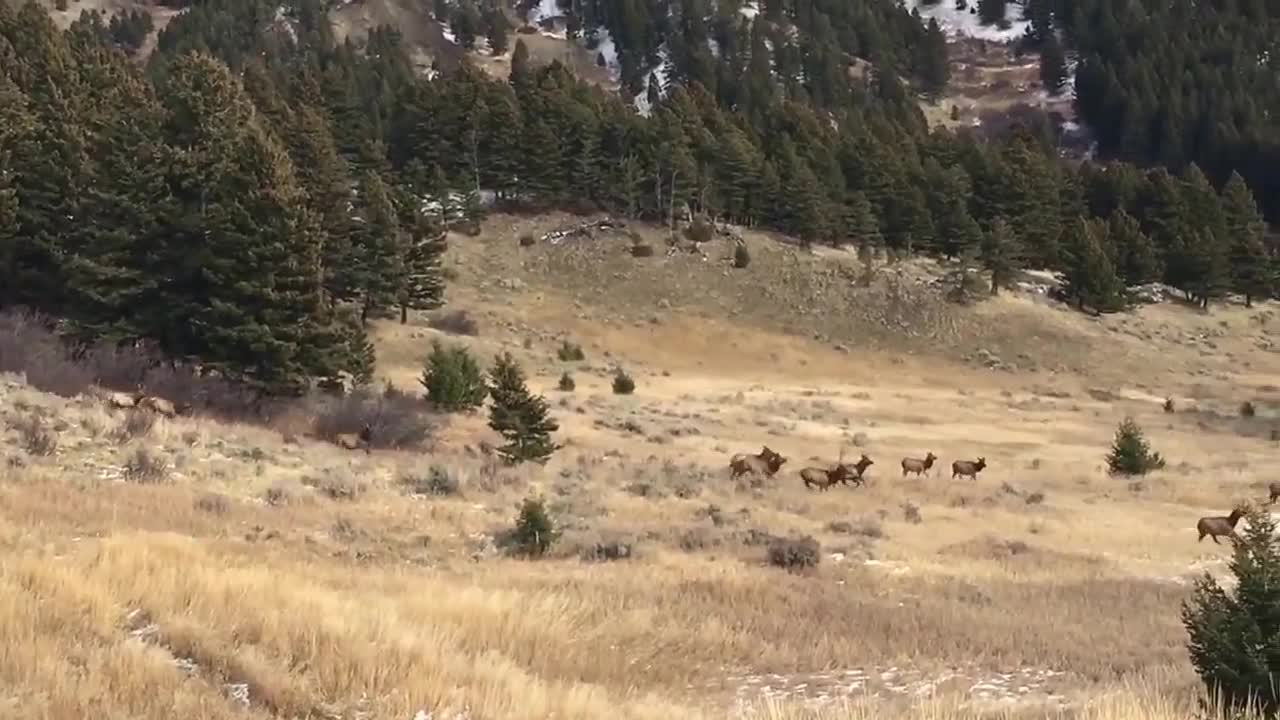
[901,452,937,478]
[951,457,987,481]
[1197,508,1245,544]
[335,424,373,454]
[729,446,787,479]
[136,395,178,418]
[845,454,874,486]
[800,464,849,491]
[1269,482,1280,505]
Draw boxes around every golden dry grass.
[2,215,1279,719]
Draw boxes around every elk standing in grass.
[729,446,787,479]
[1268,482,1280,505]
[951,457,987,481]
[901,452,937,478]
[1197,507,1246,544]
[335,424,373,454]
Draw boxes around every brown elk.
[1197,507,1246,544]
[951,457,987,481]
[136,394,178,419]
[729,446,787,479]
[335,424,373,454]
[901,452,937,478]
[800,464,850,491]
[843,453,875,487]
[1268,482,1280,505]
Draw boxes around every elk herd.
[727,445,988,490]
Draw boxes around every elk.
[729,446,787,479]
[1268,481,1280,505]
[901,452,937,478]
[800,463,849,491]
[951,457,987,481]
[843,453,875,487]
[1197,507,1246,544]
[335,424,373,454]
[136,394,178,419]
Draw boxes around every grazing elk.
[901,452,937,478]
[335,424,373,454]
[951,457,987,481]
[1197,507,1246,544]
[729,446,787,479]
[800,463,850,491]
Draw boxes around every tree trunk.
[400,304,408,324]
[1246,294,1253,308]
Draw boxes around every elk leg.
[1212,535,1221,545]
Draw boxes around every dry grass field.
[2,214,1279,720]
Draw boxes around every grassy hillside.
[2,213,1279,719]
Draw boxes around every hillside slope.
[3,213,1279,719]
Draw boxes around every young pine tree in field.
[487,352,559,464]
[1183,506,1280,716]
[981,217,1023,295]
[397,214,446,324]
[1105,417,1166,476]
[420,341,487,412]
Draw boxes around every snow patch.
[633,45,673,117]
[593,27,621,82]
[739,1,760,19]
[527,0,562,26]
[906,0,1030,42]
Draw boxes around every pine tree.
[520,116,565,201]
[510,39,532,93]
[289,103,356,305]
[420,340,487,412]
[397,213,446,323]
[1183,507,1280,716]
[981,218,1023,295]
[1106,417,1166,476]
[1108,208,1161,285]
[918,18,949,98]
[1039,34,1068,95]
[154,52,335,394]
[352,169,405,324]
[1063,218,1124,313]
[486,6,509,55]
[844,191,882,248]
[978,0,1007,25]
[1187,229,1232,310]
[1221,172,1271,307]
[487,351,560,464]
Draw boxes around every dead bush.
[767,536,820,572]
[111,409,156,444]
[10,415,57,457]
[195,493,231,515]
[901,501,923,524]
[580,540,635,562]
[311,388,435,451]
[401,465,460,496]
[428,309,479,336]
[263,483,293,507]
[1025,490,1046,505]
[311,473,365,501]
[850,517,885,539]
[124,447,170,484]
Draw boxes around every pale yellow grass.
[3,216,1279,719]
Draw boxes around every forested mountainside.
[0,0,1276,396]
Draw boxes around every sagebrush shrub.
[403,465,460,496]
[612,368,635,395]
[428,309,479,336]
[767,536,820,571]
[558,372,575,392]
[1241,401,1257,418]
[556,340,585,362]
[12,415,57,457]
[733,242,751,268]
[124,448,170,484]
[311,388,435,451]
[1105,417,1166,476]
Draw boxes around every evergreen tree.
[1106,416,1166,475]
[1222,172,1271,306]
[1108,208,1161,285]
[397,213,447,323]
[1063,218,1124,313]
[420,340,487,412]
[1183,507,1280,716]
[844,191,882,248]
[978,0,1007,25]
[1039,34,1067,95]
[352,169,406,324]
[486,6,509,55]
[487,351,560,464]
[981,218,1023,295]
[918,18,949,98]
[509,39,532,92]
[520,117,565,201]
[1186,229,1232,310]
[153,52,333,394]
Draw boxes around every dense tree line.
[1039,0,1280,222]
[1,0,1276,396]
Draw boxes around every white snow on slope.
[527,0,563,26]
[739,1,760,19]
[906,0,1030,42]
[633,45,672,117]
[593,27,622,82]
